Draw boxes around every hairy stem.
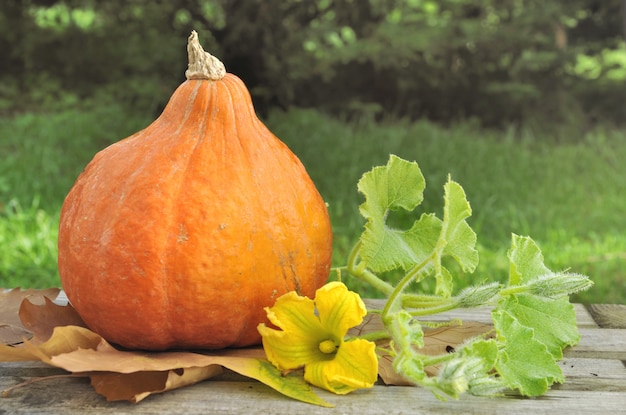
[407,299,460,317]
[382,253,434,320]
[347,242,395,296]
[498,285,529,297]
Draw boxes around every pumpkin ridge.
[221,78,246,159]
[164,81,223,344]
[174,81,203,136]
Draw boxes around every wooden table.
[2,301,625,414]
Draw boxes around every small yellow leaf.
[220,357,334,407]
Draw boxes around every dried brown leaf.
[0,288,60,344]
[0,325,102,362]
[19,297,87,343]
[49,344,328,405]
[421,321,494,355]
[51,340,267,374]
[0,295,321,404]
[89,366,223,403]
[0,324,32,346]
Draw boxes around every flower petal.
[314,282,367,337]
[303,338,379,395]
[258,323,329,370]
[258,291,329,370]
[265,291,326,337]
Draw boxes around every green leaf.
[460,339,498,372]
[435,178,479,296]
[441,179,478,273]
[492,310,564,396]
[362,212,442,273]
[358,154,426,221]
[357,157,478,293]
[507,234,551,285]
[357,155,439,272]
[497,294,579,359]
[491,236,583,395]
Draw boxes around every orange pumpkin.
[57,31,332,351]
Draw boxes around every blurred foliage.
[1,0,625,133]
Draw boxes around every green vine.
[340,154,593,399]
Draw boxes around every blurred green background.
[1,0,625,303]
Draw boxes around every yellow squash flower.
[257,281,378,395]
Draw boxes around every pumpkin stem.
[185,30,226,81]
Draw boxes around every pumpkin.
[57,31,333,351]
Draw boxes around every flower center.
[319,339,338,354]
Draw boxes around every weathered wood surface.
[2,300,626,414]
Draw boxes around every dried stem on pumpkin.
[185,30,226,81]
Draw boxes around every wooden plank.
[97,385,626,414]
[557,357,626,392]
[2,371,626,415]
[573,303,603,328]
[188,358,626,394]
[565,328,626,360]
[587,304,626,328]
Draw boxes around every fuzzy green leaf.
[441,180,479,273]
[497,294,580,359]
[492,309,564,396]
[508,234,551,285]
[457,339,504,396]
[358,155,426,221]
[357,156,478,295]
[357,155,438,272]
[493,235,583,395]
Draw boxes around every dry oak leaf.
[88,366,224,403]
[0,290,94,361]
[0,325,102,363]
[0,288,60,345]
[19,296,87,342]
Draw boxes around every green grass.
[0,198,58,287]
[1,106,625,304]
